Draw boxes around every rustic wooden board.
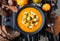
[46,15,60,36]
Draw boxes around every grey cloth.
[55,0,60,15]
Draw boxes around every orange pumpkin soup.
[17,7,43,33]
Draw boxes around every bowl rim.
[15,5,45,35]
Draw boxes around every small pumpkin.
[33,0,42,4]
[42,3,51,11]
[16,0,28,6]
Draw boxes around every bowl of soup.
[16,5,45,34]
